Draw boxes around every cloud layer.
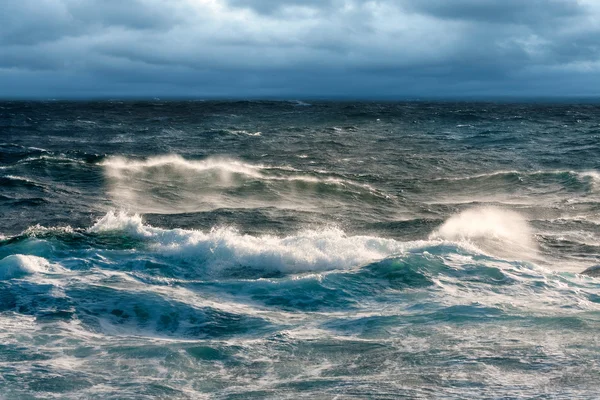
[1,0,599,98]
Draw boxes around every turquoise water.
[1,101,600,398]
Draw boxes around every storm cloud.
[1,0,599,98]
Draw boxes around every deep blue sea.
[1,100,600,399]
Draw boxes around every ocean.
[1,100,600,399]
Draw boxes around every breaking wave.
[90,211,413,274]
[0,254,64,280]
[101,155,390,214]
[84,206,540,275]
[1,205,543,277]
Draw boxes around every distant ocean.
[1,100,600,398]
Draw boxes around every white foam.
[20,155,85,164]
[0,254,62,280]
[228,129,261,136]
[90,209,546,274]
[23,224,75,236]
[27,146,48,152]
[430,207,538,261]
[89,211,417,273]
[433,170,522,181]
[4,175,43,186]
[289,100,312,106]
[89,211,146,235]
[579,170,600,190]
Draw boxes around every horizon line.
[1,94,600,104]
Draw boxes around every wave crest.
[0,254,63,280]
[90,211,415,273]
[101,155,390,214]
[86,207,542,273]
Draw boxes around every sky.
[1,0,600,99]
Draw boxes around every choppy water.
[1,100,600,399]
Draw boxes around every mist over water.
[1,101,600,398]
[102,155,384,214]
[430,207,539,261]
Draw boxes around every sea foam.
[88,208,539,275]
[90,211,415,273]
[0,254,61,280]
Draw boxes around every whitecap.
[89,211,420,273]
[101,155,392,213]
[289,100,312,106]
[0,254,64,280]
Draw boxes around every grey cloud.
[0,0,181,46]
[0,1,77,45]
[225,0,334,14]
[66,0,182,30]
[0,0,599,98]
[400,0,584,25]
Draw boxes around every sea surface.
[1,100,600,399]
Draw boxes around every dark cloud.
[401,0,584,25]
[0,1,77,46]
[0,0,599,98]
[0,0,180,46]
[225,0,334,14]
[67,0,182,30]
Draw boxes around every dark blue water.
[1,100,600,398]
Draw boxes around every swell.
[420,169,600,209]
[0,144,103,167]
[0,144,48,165]
[434,169,600,191]
[0,150,104,203]
[0,175,47,190]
